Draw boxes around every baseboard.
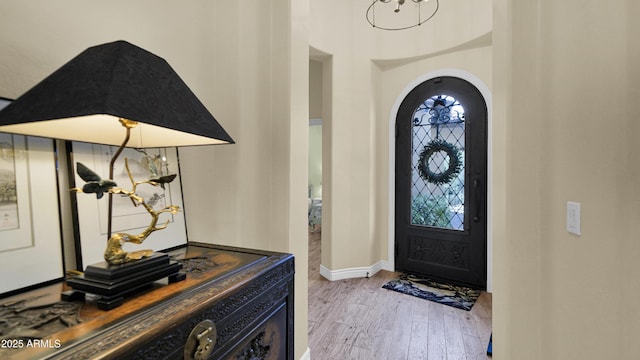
[319,260,388,281]
[299,347,311,360]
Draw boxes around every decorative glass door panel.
[411,95,465,230]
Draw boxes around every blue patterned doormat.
[382,273,481,311]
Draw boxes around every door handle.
[473,179,481,222]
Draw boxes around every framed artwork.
[0,97,64,295]
[71,141,187,267]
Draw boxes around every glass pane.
[411,95,465,230]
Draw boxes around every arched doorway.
[391,73,491,289]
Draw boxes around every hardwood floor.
[307,231,492,360]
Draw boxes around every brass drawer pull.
[185,319,217,360]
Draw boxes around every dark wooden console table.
[0,242,294,360]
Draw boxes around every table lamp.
[0,40,234,309]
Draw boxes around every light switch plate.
[567,201,581,235]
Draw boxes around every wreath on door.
[418,139,462,185]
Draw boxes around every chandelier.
[366,0,439,31]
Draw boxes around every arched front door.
[395,76,487,289]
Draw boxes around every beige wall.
[0,1,309,358]
[309,60,323,199]
[493,0,640,358]
[309,60,323,119]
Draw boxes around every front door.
[395,76,487,289]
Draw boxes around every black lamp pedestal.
[62,253,186,310]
